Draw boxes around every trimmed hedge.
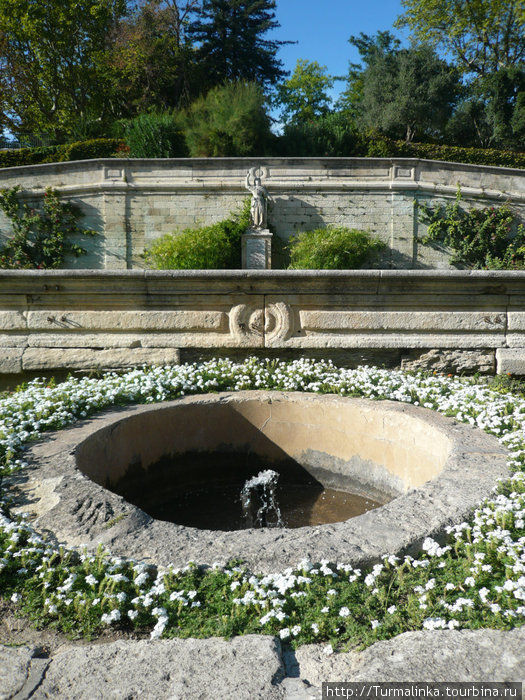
[365,133,525,169]
[0,139,125,169]
[0,133,523,171]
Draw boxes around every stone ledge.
[2,627,524,699]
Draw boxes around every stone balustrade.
[1,269,525,376]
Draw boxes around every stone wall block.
[496,348,525,375]
[21,347,181,371]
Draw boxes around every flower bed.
[0,358,524,649]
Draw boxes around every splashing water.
[240,469,283,528]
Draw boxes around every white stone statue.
[245,168,271,229]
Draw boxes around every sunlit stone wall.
[0,158,523,270]
[1,269,525,377]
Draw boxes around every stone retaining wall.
[1,269,525,376]
[0,158,523,269]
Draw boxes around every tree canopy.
[276,59,334,125]
[346,34,461,143]
[396,0,525,77]
[188,0,288,91]
[0,0,126,137]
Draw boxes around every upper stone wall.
[0,157,523,270]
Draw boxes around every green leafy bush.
[145,201,251,269]
[55,138,126,162]
[116,113,187,158]
[419,189,525,269]
[287,226,386,269]
[364,132,525,169]
[183,82,272,157]
[0,187,96,269]
[278,113,365,157]
[0,139,124,169]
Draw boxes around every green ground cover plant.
[145,201,251,269]
[419,189,525,269]
[0,358,524,649]
[287,226,385,269]
[0,186,96,269]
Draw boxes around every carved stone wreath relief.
[229,302,293,344]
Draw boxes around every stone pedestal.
[242,229,272,269]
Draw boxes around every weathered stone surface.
[32,636,284,700]
[401,349,495,374]
[351,628,525,681]
[0,645,34,699]
[284,644,361,687]
[26,310,227,331]
[496,348,525,375]
[300,310,505,332]
[0,310,26,331]
[0,348,23,373]
[21,347,180,370]
[242,229,273,269]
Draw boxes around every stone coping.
[2,154,524,175]
[1,156,523,203]
[14,392,508,573]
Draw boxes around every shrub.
[278,113,364,157]
[55,138,125,162]
[364,132,525,169]
[0,187,96,269]
[183,82,272,157]
[116,113,187,158]
[287,226,386,269]
[145,200,251,269]
[419,189,525,269]
[0,139,123,169]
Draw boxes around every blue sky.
[272,0,409,101]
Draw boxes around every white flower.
[339,607,351,617]
[279,628,290,640]
[101,609,121,625]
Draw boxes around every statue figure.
[245,168,271,229]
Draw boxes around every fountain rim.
[16,391,509,573]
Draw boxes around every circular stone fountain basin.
[19,391,508,572]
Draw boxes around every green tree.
[338,32,401,118]
[445,66,525,148]
[0,0,126,139]
[396,0,525,78]
[182,81,272,156]
[188,0,289,91]
[105,0,200,116]
[348,35,461,142]
[276,59,334,125]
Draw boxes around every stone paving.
[2,627,525,699]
